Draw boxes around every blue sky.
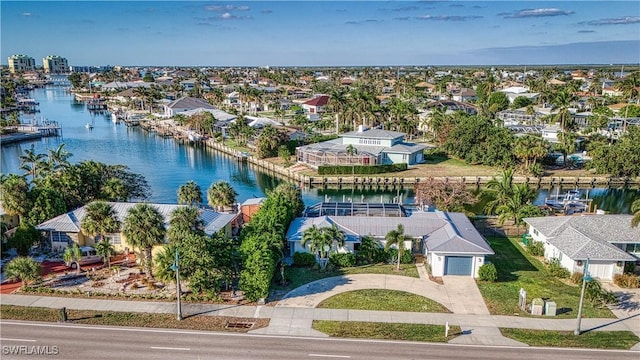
[2,1,639,66]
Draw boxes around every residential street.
[1,320,638,360]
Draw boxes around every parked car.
[65,246,103,268]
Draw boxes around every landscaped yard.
[0,305,268,333]
[317,289,451,313]
[313,320,461,342]
[500,328,639,350]
[477,237,615,318]
[276,263,419,292]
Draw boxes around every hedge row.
[318,163,408,175]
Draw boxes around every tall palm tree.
[631,199,640,228]
[385,224,410,271]
[483,169,515,215]
[94,238,115,269]
[207,180,238,211]
[80,201,121,247]
[553,90,577,132]
[19,144,48,180]
[177,181,203,206]
[47,143,72,173]
[122,203,167,277]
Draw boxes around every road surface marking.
[309,354,351,358]
[0,338,37,342]
[150,346,190,351]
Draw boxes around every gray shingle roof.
[286,211,493,255]
[166,97,215,110]
[523,215,638,261]
[386,142,428,154]
[341,129,405,140]
[37,202,236,236]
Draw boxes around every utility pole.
[171,248,182,320]
[574,258,591,335]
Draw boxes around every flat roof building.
[43,55,69,74]
[8,54,35,73]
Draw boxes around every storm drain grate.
[226,322,255,329]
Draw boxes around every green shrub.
[526,241,545,257]
[547,258,570,278]
[478,263,497,282]
[317,163,408,175]
[386,249,414,264]
[329,253,356,268]
[585,280,617,306]
[292,252,316,267]
[613,273,640,288]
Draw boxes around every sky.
[1,1,639,67]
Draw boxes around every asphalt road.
[1,321,637,360]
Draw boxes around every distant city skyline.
[1,1,639,67]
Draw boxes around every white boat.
[111,113,119,123]
[85,123,94,129]
[544,189,591,214]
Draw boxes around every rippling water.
[2,86,638,213]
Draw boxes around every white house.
[523,215,638,280]
[302,95,329,114]
[296,127,427,168]
[286,203,494,278]
[164,96,216,117]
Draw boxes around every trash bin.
[545,301,557,316]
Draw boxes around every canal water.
[1,86,638,213]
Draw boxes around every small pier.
[1,120,62,145]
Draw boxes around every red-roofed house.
[302,95,329,114]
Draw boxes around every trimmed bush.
[547,258,570,279]
[317,163,408,175]
[478,263,497,282]
[329,253,356,268]
[613,273,640,288]
[386,249,414,264]
[293,252,316,267]
[526,241,545,257]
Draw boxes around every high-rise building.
[8,54,36,73]
[43,55,69,74]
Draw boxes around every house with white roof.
[523,215,638,280]
[286,203,494,277]
[296,126,427,168]
[36,202,239,253]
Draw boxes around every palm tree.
[94,239,115,269]
[47,143,72,173]
[301,225,332,270]
[80,201,121,247]
[4,257,41,289]
[494,183,537,229]
[122,203,167,277]
[553,90,577,132]
[177,181,203,206]
[323,224,346,253]
[483,169,515,215]
[207,180,237,211]
[168,206,204,243]
[19,144,48,180]
[63,243,83,274]
[100,178,128,201]
[631,199,640,228]
[385,224,410,271]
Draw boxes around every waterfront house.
[295,126,426,168]
[240,198,266,223]
[286,203,494,278]
[523,215,638,280]
[164,96,216,117]
[36,202,238,253]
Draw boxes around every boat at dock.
[85,123,94,129]
[544,189,592,214]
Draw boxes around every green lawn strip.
[0,305,268,333]
[313,320,461,342]
[277,263,419,291]
[317,289,450,313]
[500,328,639,350]
[477,237,614,319]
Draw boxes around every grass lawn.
[313,320,461,342]
[477,237,614,318]
[500,328,639,350]
[317,289,451,313]
[276,263,419,291]
[0,305,268,333]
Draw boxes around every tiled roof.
[303,95,329,107]
[523,215,638,261]
[37,202,236,236]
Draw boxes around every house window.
[533,229,539,236]
[51,231,71,244]
[105,233,122,245]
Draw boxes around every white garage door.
[588,261,613,280]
